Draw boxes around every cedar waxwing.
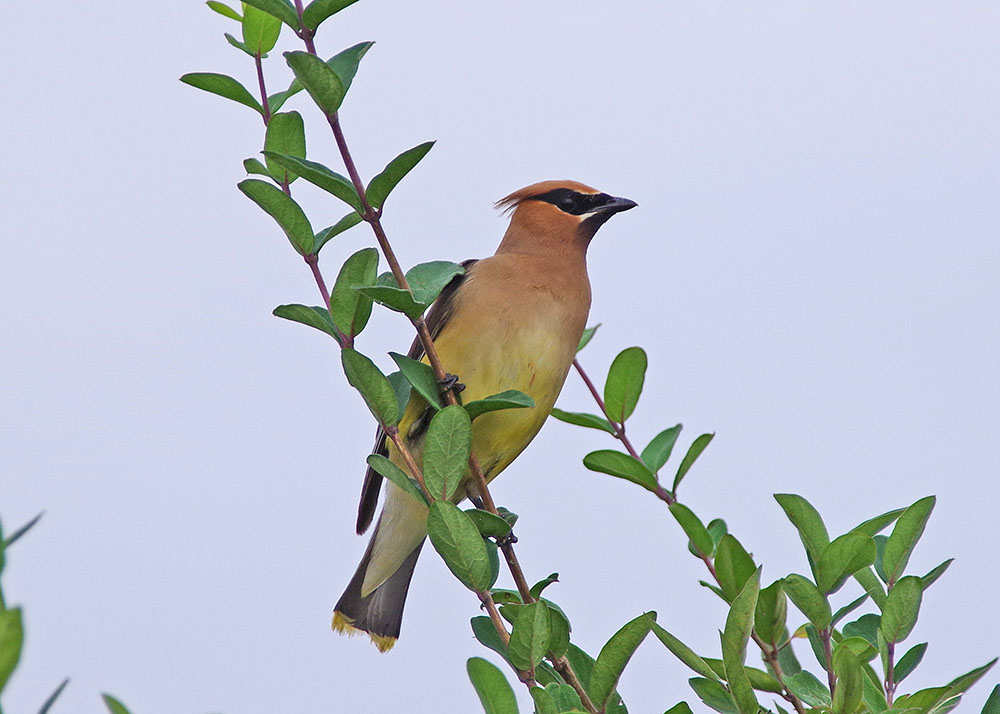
[333,180,637,651]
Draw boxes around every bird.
[332,180,637,651]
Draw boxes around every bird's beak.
[596,196,638,215]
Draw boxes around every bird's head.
[495,180,637,254]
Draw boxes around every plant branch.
[886,640,897,705]
[477,591,537,688]
[821,627,836,699]
[289,14,594,709]
[754,633,808,714]
[572,359,676,505]
[254,52,271,124]
[385,427,432,503]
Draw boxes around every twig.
[574,358,806,714]
[254,51,271,124]
[287,12,595,710]
[821,628,836,700]
[385,428,432,503]
[572,359,675,504]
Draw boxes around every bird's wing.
[355,258,480,534]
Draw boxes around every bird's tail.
[332,535,424,652]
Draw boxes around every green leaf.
[583,450,658,492]
[641,424,682,473]
[832,644,864,714]
[427,501,492,591]
[0,608,24,690]
[263,111,306,184]
[603,346,647,423]
[673,433,714,493]
[241,0,299,29]
[883,496,935,583]
[387,353,443,411]
[816,531,876,594]
[324,40,373,95]
[366,454,426,505]
[327,248,378,336]
[832,592,869,626]
[669,503,714,558]
[263,153,362,212]
[702,659,783,694]
[180,72,262,113]
[284,50,345,114]
[854,567,888,609]
[549,408,615,434]
[706,519,728,550]
[315,212,363,253]
[465,391,535,420]
[664,704,695,714]
[836,636,877,663]
[689,677,738,714]
[715,535,756,603]
[754,580,787,646]
[207,1,242,21]
[650,622,720,681]
[577,324,600,352]
[981,685,1000,714]
[785,671,831,707]
[782,574,832,629]
[367,141,435,209]
[101,694,134,714]
[894,686,952,712]
[465,509,512,539]
[894,642,927,684]
[529,573,559,600]
[590,612,655,710]
[467,657,519,714]
[243,157,270,176]
[508,602,552,671]
[880,575,923,643]
[843,614,881,647]
[721,569,762,714]
[341,348,398,426]
[920,558,953,590]
[530,686,557,714]
[302,0,361,30]
[357,285,425,318]
[423,405,471,500]
[404,260,466,305]
[237,178,314,254]
[225,32,254,56]
[852,507,907,537]
[38,678,70,714]
[386,371,412,421]
[774,493,830,562]
[777,642,802,677]
[946,658,997,696]
[545,682,585,712]
[242,3,282,54]
[4,512,43,548]
[471,616,510,663]
[272,303,340,342]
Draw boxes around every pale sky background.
[2,2,999,713]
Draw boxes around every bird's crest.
[495,180,601,215]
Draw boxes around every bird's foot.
[498,532,518,547]
[439,373,465,394]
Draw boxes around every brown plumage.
[333,180,636,651]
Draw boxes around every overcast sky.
[3,2,998,713]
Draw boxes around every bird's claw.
[498,532,518,547]
[439,373,465,394]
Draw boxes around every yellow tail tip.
[332,610,396,653]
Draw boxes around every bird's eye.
[559,196,577,212]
